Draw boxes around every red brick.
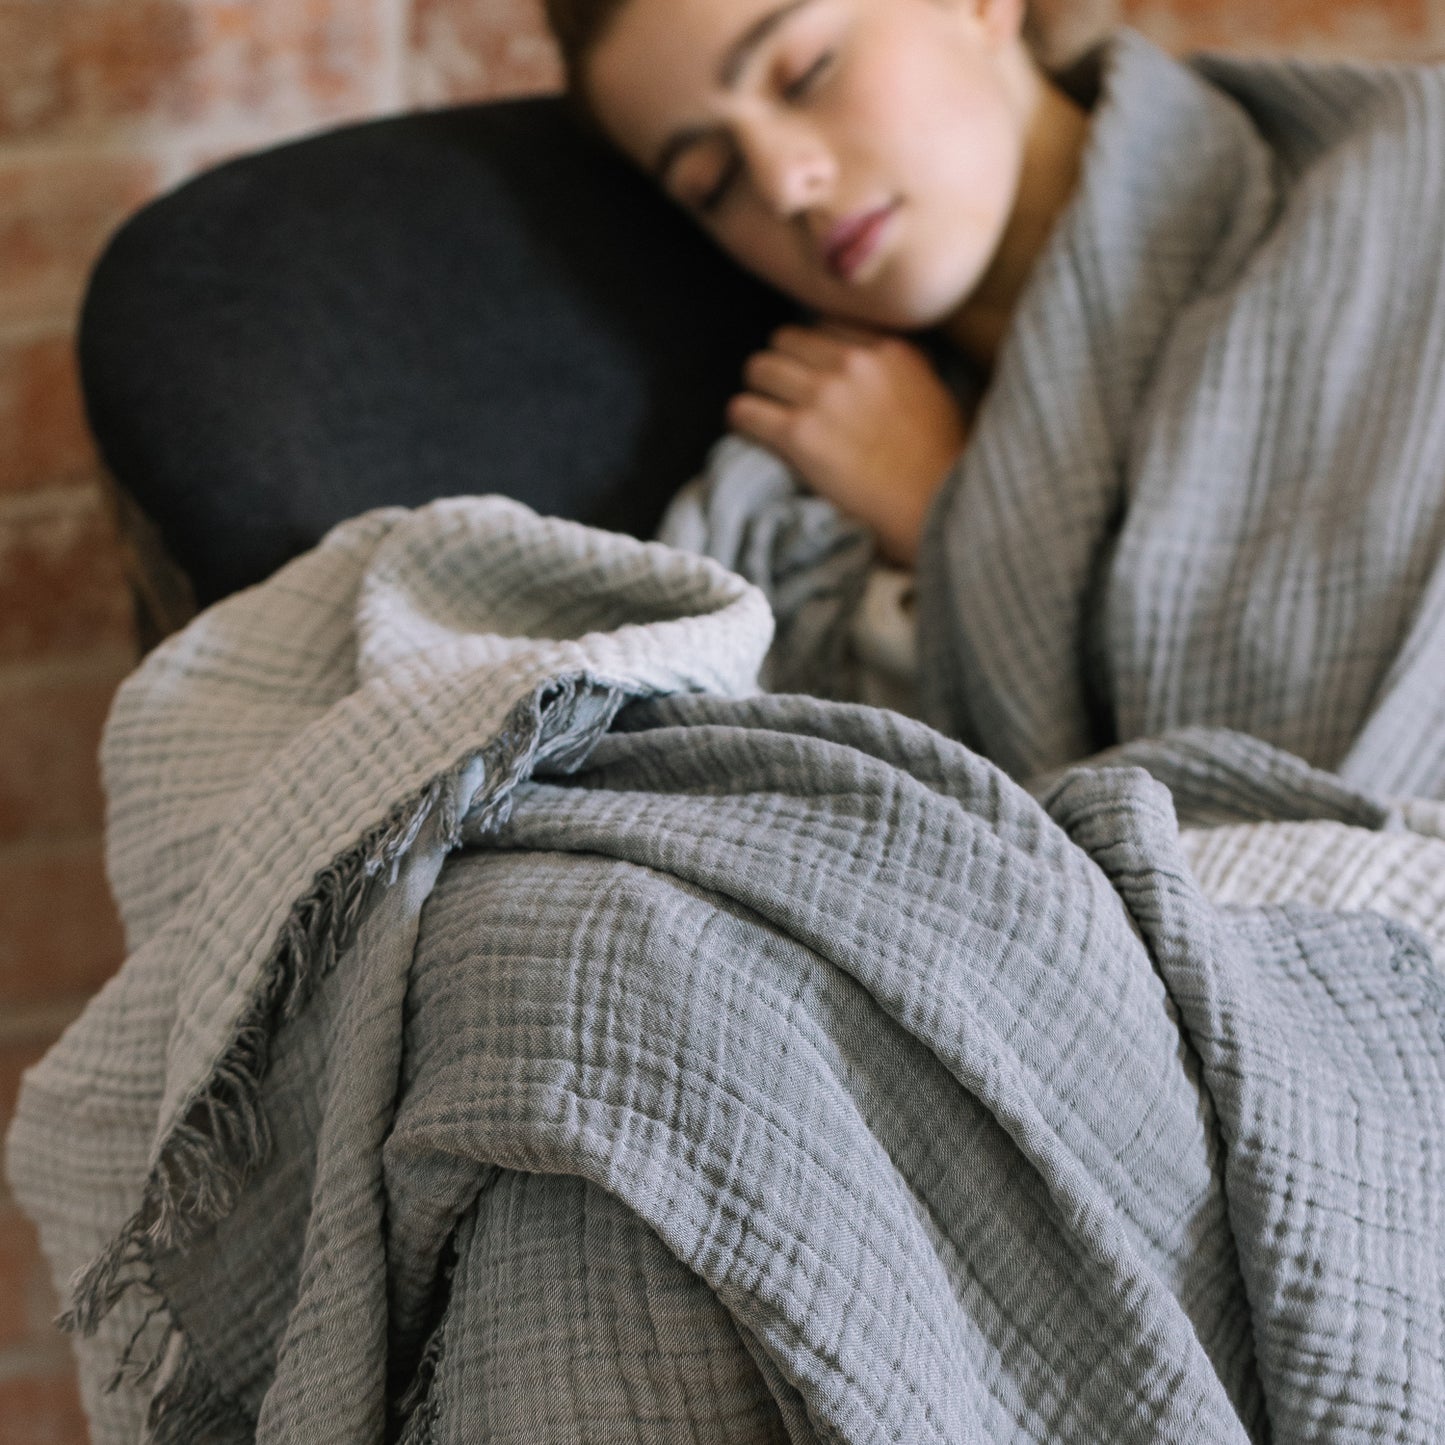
[0,0,198,141]
[0,840,124,1009]
[0,1024,68,1142]
[408,0,562,105]
[0,0,395,144]
[0,154,159,329]
[1,1007,88,1432]
[0,1197,65,1357]
[0,485,135,662]
[0,663,130,841]
[0,1202,34,1353]
[0,1364,87,1445]
[186,0,396,124]
[0,331,97,494]
[1121,0,1437,58]
[0,1036,46,1136]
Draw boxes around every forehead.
[584,0,827,160]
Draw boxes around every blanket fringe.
[393,1230,461,1445]
[143,1328,254,1445]
[58,678,625,1405]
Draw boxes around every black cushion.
[78,96,803,606]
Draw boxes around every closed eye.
[698,156,742,215]
[783,49,834,100]
[696,50,835,215]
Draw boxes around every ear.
[1023,0,1119,67]
[976,0,1028,46]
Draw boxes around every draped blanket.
[7,492,1445,1444]
[916,31,1445,792]
[10,27,1445,1445]
[668,32,1445,790]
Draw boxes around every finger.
[813,318,889,346]
[726,391,799,454]
[742,349,819,406]
[767,324,854,368]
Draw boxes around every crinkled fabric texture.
[912,32,1445,792]
[5,487,1445,1442]
[3,495,774,1443]
[656,433,880,705]
[9,28,1445,1444]
[655,335,978,721]
[684,30,1445,792]
[391,706,1445,1445]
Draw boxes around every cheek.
[717,217,813,290]
[855,37,1021,196]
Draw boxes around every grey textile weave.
[671,32,1445,792]
[3,498,775,1443]
[9,26,1445,1445]
[6,488,1445,1443]
[918,30,1445,790]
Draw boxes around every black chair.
[79,96,805,615]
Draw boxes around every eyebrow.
[652,0,818,187]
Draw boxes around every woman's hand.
[726,319,971,566]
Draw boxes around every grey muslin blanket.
[921,29,1445,791]
[7,488,1445,1444]
[667,30,1445,795]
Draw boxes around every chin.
[844,250,985,332]
[844,283,972,335]
[773,256,974,333]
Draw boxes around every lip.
[823,203,897,281]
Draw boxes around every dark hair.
[541,0,1104,142]
[541,0,629,142]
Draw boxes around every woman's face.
[582,0,1033,332]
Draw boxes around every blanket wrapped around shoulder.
[7,492,1445,1444]
[669,31,1445,793]
[920,29,1445,791]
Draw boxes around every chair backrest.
[79,96,801,605]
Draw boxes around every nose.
[737,117,833,216]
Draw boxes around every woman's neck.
[942,64,1092,371]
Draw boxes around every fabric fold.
[6,496,772,1442]
[907,31,1445,794]
[9,30,1445,1442]
[7,491,1445,1442]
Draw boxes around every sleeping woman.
[14,6,1445,1440]
[543,0,1445,799]
[555,0,1075,566]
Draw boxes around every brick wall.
[0,2,1439,1439]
